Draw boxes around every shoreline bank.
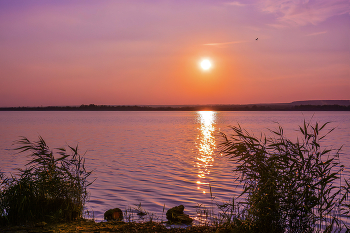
[0,219,219,233]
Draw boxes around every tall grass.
[0,171,7,224]
[220,121,348,232]
[340,178,350,232]
[0,136,92,225]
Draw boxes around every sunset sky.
[0,0,349,107]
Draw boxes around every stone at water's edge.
[104,208,123,221]
[166,205,193,224]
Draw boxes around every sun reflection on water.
[195,111,216,194]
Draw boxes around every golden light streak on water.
[196,111,216,194]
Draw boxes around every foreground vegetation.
[219,121,350,232]
[0,136,92,225]
[0,121,349,232]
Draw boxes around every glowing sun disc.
[200,59,212,70]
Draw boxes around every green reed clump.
[0,136,92,226]
[220,121,346,233]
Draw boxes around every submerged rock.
[136,210,147,216]
[35,221,47,227]
[166,205,193,224]
[104,208,123,221]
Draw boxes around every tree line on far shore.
[1,104,350,111]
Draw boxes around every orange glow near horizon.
[0,1,348,107]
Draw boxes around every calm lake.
[0,111,349,223]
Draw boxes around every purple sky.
[0,0,349,106]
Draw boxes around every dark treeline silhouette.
[1,104,350,111]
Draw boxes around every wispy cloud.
[306,31,327,36]
[266,23,287,29]
[203,40,247,46]
[260,0,350,26]
[225,1,246,7]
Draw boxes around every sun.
[200,59,212,71]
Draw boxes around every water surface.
[0,111,349,222]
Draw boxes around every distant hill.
[289,100,350,106]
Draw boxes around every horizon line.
[1,100,350,108]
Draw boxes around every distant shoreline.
[1,104,349,111]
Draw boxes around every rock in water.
[166,205,193,224]
[104,208,123,221]
[35,221,47,227]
